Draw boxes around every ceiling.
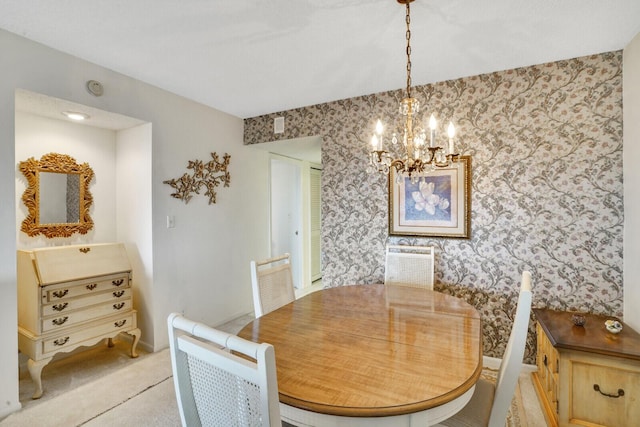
[2,1,639,119]
[15,89,147,131]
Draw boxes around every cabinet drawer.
[42,313,136,354]
[42,288,131,316]
[41,273,129,302]
[41,299,133,332]
[569,360,640,426]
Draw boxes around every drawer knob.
[113,290,125,298]
[79,247,91,253]
[112,279,125,287]
[52,303,68,312]
[114,319,127,328]
[53,337,70,346]
[113,302,125,310]
[86,283,98,291]
[52,289,69,299]
[593,384,625,398]
[52,316,69,326]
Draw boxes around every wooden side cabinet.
[532,309,640,427]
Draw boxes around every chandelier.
[366,0,459,180]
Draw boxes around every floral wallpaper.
[244,52,623,363]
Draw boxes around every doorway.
[270,156,303,289]
[253,136,322,291]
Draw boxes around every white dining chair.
[250,253,296,318]
[384,244,435,289]
[167,312,282,427]
[436,271,533,427]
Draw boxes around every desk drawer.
[42,313,136,354]
[569,360,640,426]
[42,288,131,316]
[41,299,133,332]
[41,274,129,302]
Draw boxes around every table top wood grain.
[238,284,482,417]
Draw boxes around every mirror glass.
[39,172,81,224]
[19,153,94,238]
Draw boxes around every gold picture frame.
[389,156,471,238]
[19,153,94,238]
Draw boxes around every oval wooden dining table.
[238,284,483,427]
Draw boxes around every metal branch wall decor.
[163,152,231,204]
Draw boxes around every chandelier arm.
[371,150,388,164]
[412,159,426,174]
[426,147,440,163]
[389,159,407,173]
[433,154,460,168]
[445,154,460,164]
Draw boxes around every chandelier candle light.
[366,0,459,181]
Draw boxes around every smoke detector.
[86,80,104,97]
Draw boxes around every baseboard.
[0,401,23,421]
[483,355,537,372]
[115,331,154,353]
[531,371,559,427]
[214,311,254,329]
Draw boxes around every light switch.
[167,215,175,228]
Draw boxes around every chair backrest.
[488,271,533,427]
[384,244,435,289]
[250,253,296,318]
[167,313,281,427]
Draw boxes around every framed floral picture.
[389,156,471,238]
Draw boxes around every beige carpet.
[15,338,151,410]
[481,368,527,427]
[3,346,178,426]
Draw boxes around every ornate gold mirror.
[19,153,94,238]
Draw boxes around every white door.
[270,157,303,289]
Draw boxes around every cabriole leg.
[127,328,141,358]
[27,357,52,399]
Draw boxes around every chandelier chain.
[405,2,412,98]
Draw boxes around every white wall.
[0,47,19,420]
[116,123,154,351]
[15,112,118,248]
[0,29,270,418]
[624,32,640,331]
